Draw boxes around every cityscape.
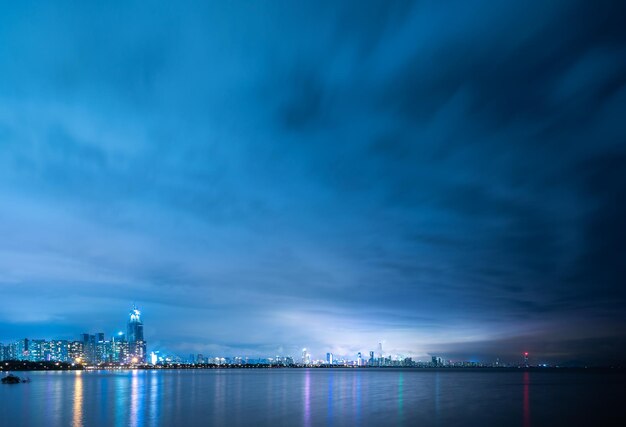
[1,305,540,369]
[1,1,625,425]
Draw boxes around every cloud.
[0,0,624,362]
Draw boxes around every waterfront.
[1,369,625,426]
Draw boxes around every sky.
[0,0,625,365]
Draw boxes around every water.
[1,369,624,426]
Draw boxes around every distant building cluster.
[0,305,146,365]
[1,305,537,368]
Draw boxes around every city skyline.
[0,304,591,367]
[0,305,147,365]
[0,0,625,366]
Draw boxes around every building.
[301,348,310,365]
[82,334,97,364]
[326,352,333,365]
[69,341,84,362]
[49,340,70,362]
[127,305,146,363]
[28,339,46,361]
[0,305,147,364]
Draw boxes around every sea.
[1,368,625,426]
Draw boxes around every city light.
[0,305,548,369]
[0,305,146,366]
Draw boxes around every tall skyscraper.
[82,334,96,364]
[523,352,529,367]
[127,305,146,362]
[326,352,333,365]
[302,348,310,365]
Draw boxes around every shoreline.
[2,361,624,372]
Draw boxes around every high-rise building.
[28,340,46,361]
[326,352,333,365]
[113,338,129,363]
[357,352,362,366]
[127,305,146,362]
[17,339,29,361]
[82,334,96,364]
[301,348,310,365]
[69,341,84,362]
[369,351,375,366]
[95,333,108,363]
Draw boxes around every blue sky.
[0,0,625,363]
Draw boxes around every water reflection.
[72,372,83,427]
[304,370,311,427]
[523,372,531,427]
[397,373,404,425]
[149,371,159,427]
[355,372,362,426]
[130,370,144,427]
[327,372,333,426]
[434,372,440,423]
[3,369,606,427]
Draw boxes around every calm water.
[1,369,625,426]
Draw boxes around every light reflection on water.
[72,371,83,427]
[130,370,142,427]
[304,369,311,427]
[1,369,625,427]
[149,371,159,427]
[523,371,531,427]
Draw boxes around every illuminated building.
[69,341,84,362]
[82,334,96,364]
[127,305,146,363]
[47,340,64,362]
[326,352,333,365]
[28,339,46,361]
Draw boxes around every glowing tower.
[127,305,146,363]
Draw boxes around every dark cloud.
[0,0,624,363]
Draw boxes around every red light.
[524,352,528,356]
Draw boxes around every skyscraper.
[127,305,146,362]
[523,352,529,368]
[326,352,333,365]
[82,334,96,364]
